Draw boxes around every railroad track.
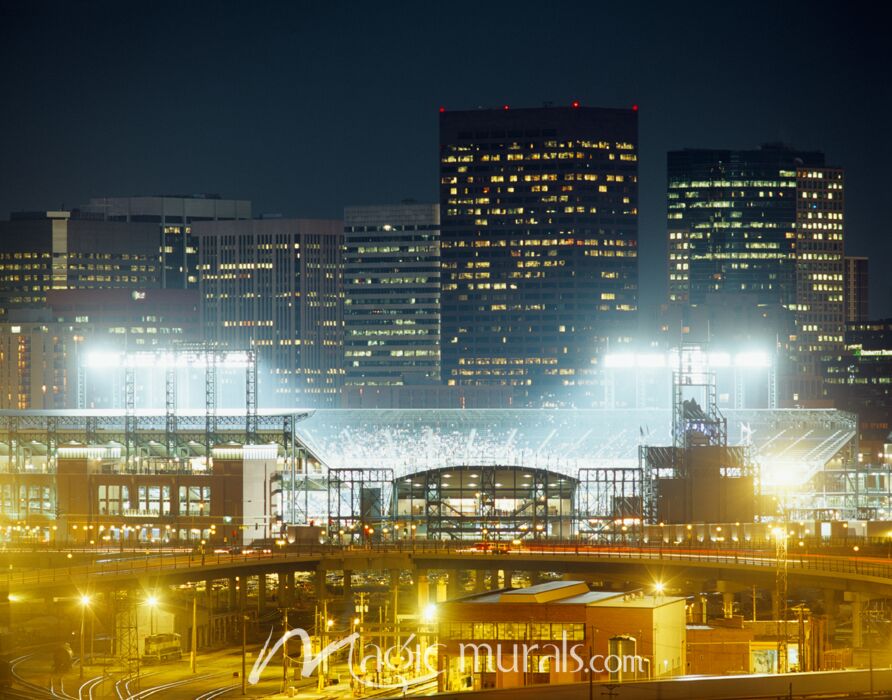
[78,674,107,700]
[8,653,76,700]
[119,672,222,700]
[194,683,238,700]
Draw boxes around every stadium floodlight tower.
[671,344,727,459]
[641,342,755,525]
[82,343,258,463]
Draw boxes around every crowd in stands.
[295,408,855,477]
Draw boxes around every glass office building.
[667,145,845,403]
[439,104,639,406]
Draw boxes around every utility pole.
[241,613,247,695]
[282,608,289,692]
[354,592,367,694]
[191,590,198,673]
[753,585,758,622]
[392,574,400,653]
[240,576,248,697]
[318,599,329,692]
[867,600,874,697]
[588,624,594,700]
[79,603,86,680]
[775,518,789,673]
[134,596,141,693]
[791,604,808,672]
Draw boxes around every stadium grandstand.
[0,406,868,544]
[295,408,856,481]
[294,408,861,537]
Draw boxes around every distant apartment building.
[667,145,845,404]
[194,218,343,406]
[0,288,200,409]
[845,256,869,324]
[0,210,160,318]
[343,203,440,387]
[440,104,639,406]
[81,194,251,289]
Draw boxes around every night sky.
[1,1,888,314]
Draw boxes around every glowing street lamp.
[146,595,159,635]
[421,603,437,624]
[79,594,91,679]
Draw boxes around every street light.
[79,594,91,680]
[421,603,437,624]
[191,588,198,674]
[146,595,158,635]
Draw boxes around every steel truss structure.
[0,408,322,535]
[393,465,576,541]
[786,463,892,522]
[113,343,258,457]
[0,409,310,471]
[637,344,758,524]
[271,417,326,529]
[81,343,258,458]
[576,466,642,540]
[672,344,728,464]
[327,468,395,538]
[115,590,141,687]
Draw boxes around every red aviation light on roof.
[571,100,581,108]
[632,104,639,111]
[439,106,445,113]
[503,104,510,110]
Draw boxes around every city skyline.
[3,4,892,696]
[0,1,888,314]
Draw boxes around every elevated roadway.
[7,542,892,597]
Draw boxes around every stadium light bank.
[603,349,771,370]
[83,348,254,369]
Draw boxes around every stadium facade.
[0,404,878,546]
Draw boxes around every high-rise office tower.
[0,210,160,318]
[82,195,251,289]
[440,104,639,406]
[194,218,343,406]
[844,256,869,324]
[343,203,440,386]
[667,144,828,306]
[793,167,845,401]
[667,145,845,404]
